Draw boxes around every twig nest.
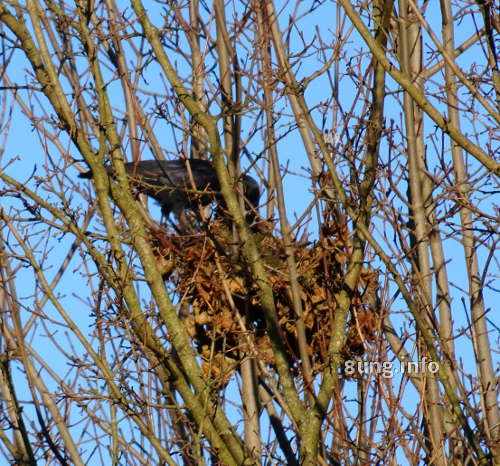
[148,218,381,386]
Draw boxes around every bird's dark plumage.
[79,159,260,225]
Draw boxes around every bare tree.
[0,0,498,464]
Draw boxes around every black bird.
[79,159,260,228]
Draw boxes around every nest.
[149,218,381,386]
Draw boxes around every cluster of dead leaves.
[148,218,381,387]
